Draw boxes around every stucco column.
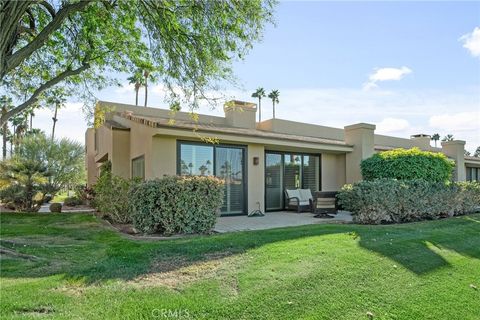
[344,123,376,184]
[441,140,466,181]
[247,144,265,213]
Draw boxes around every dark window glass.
[265,153,283,210]
[216,147,245,214]
[303,155,320,192]
[132,156,145,180]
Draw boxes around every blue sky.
[34,1,480,151]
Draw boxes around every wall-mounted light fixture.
[253,156,260,165]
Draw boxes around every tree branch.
[0,62,90,126]
[3,0,90,78]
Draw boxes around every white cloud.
[376,117,410,134]
[460,27,480,58]
[429,111,480,132]
[363,66,412,91]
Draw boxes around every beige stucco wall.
[95,125,112,162]
[344,123,375,183]
[111,130,130,179]
[321,153,346,191]
[128,122,154,178]
[258,119,345,141]
[151,135,177,178]
[85,128,97,186]
[442,140,467,181]
[374,134,439,151]
[247,144,265,214]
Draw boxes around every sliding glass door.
[265,154,283,211]
[265,152,321,211]
[215,146,245,214]
[178,142,246,215]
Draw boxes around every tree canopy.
[0,0,275,125]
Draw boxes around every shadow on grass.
[1,212,479,283]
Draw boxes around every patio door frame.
[176,140,248,216]
[264,151,322,212]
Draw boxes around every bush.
[74,185,95,204]
[361,148,454,182]
[93,161,138,224]
[454,182,480,214]
[129,176,224,235]
[63,196,83,207]
[49,203,62,213]
[337,179,480,224]
[0,184,43,212]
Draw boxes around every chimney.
[224,100,257,129]
[410,134,431,149]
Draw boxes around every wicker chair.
[311,191,338,217]
[284,189,313,213]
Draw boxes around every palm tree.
[251,87,266,122]
[442,134,454,142]
[49,96,66,141]
[9,113,25,155]
[1,95,12,160]
[143,68,155,107]
[431,133,440,147]
[127,70,144,106]
[268,90,280,119]
[474,146,480,158]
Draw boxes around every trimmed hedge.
[129,176,224,235]
[337,179,480,224]
[361,148,454,182]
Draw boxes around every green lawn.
[1,213,479,320]
[50,191,72,203]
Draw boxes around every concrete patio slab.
[214,210,353,233]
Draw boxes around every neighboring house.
[86,100,480,216]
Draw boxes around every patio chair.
[284,188,313,213]
[311,191,338,218]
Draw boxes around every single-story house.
[86,100,480,216]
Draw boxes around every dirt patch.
[52,284,87,297]
[130,251,247,291]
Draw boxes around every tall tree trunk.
[2,106,6,159]
[273,101,275,119]
[144,76,148,107]
[51,103,58,141]
[30,113,32,129]
[258,97,261,122]
[135,87,139,106]
[11,124,15,156]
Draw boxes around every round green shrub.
[129,176,224,235]
[63,196,83,207]
[361,147,454,182]
[49,203,62,213]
